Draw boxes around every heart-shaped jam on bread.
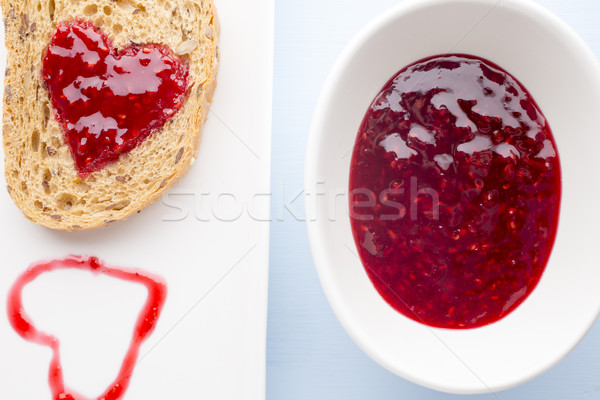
[42,21,189,175]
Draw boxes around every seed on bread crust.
[175,147,184,164]
[176,39,198,55]
[4,85,11,102]
[204,25,214,39]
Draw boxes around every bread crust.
[1,0,219,230]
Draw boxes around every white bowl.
[305,0,600,394]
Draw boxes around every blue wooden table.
[267,1,600,398]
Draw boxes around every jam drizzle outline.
[6,256,167,400]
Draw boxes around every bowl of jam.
[306,0,600,394]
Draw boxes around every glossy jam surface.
[7,256,167,400]
[42,21,189,175]
[349,55,561,329]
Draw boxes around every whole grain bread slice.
[1,0,219,230]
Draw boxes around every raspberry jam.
[42,21,189,175]
[6,256,167,400]
[349,55,561,329]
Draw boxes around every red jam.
[42,21,189,175]
[349,55,561,329]
[6,256,167,400]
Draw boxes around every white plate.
[306,0,600,394]
[0,0,273,399]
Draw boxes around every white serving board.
[0,0,273,399]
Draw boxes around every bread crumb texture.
[1,0,219,230]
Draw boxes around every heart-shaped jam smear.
[7,256,167,400]
[42,21,189,175]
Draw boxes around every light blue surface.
[266,0,600,398]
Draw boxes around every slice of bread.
[1,0,219,230]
